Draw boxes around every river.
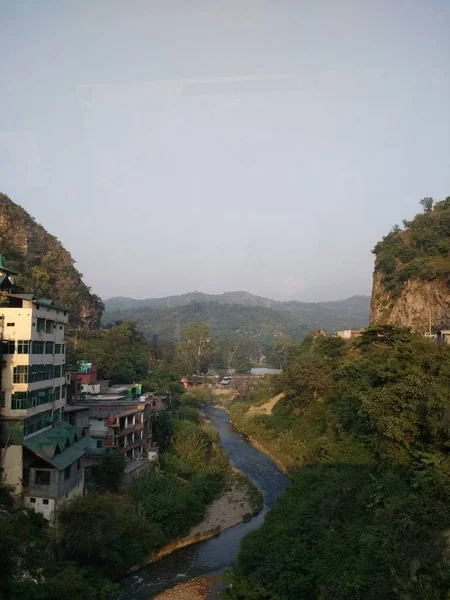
[120,404,289,599]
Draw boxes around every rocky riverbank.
[154,576,222,600]
[147,470,262,565]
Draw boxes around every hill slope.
[371,195,450,331]
[104,293,370,333]
[0,193,103,328]
[103,302,309,347]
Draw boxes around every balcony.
[117,422,144,438]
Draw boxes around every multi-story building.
[67,361,161,486]
[0,256,90,519]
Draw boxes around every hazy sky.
[1,1,449,301]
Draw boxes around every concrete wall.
[25,471,84,521]
[0,444,23,494]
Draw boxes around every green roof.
[7,293,68,312]
[23,422,91,470]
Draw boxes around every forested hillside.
[104,302,309,350]
[225,326,450,598]
[103,294,370,342]
[0,193,103,328]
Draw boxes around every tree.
[94,450,125,491]
[58,493,161,578]
[175,322,212,376]
[420,197,434,213]
[266,336,297,369]
[231,376,255,401]
[222,337,242,371]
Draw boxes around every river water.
[120,404,289,599]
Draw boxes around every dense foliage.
[0,484,119,600]
[103,302,309,352]
[225,325,450,598]
[373,195,450,296]
[67,321,153,382]
[0,193,104,328]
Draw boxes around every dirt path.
[248,392,285,415]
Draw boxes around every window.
[35,470,50,485]
[36,318,45,333]
[2,340,15,354]
[32,341,44,354]
[54,344,62,354]
[30,497,36,504]
[11,392,28,409]
[54,386,61,401]
[61,386,66,398]
[96,440,103,449]
[24,410,53,437]
[1,391,5,408]
[64,466,71,481]
[42,499,49,505]
[45,320,54,333]
[18,340,30,354]
[77,458,81,471]
[54,365,62,378]
[6,322,15,327]
[59,325,63,330]
[13,365,28,384]
[45,341,54,354]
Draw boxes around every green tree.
[175,322,212,375]
[58,493,161,578]
[94,450,125,491]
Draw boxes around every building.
[67,361,162,486]
[0,255,89,518]
[21,421,91,519]
[335,330,363,339]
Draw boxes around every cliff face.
[0,193,103,329]
[370,268,450,332]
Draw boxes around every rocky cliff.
[370,196,450,332]
[0,193,103,329]
[370,268,450,332]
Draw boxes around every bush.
[177,406,202,423]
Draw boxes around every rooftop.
[7,293,68,312]
[23,422,90,470]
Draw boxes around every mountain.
[104,290,279,311]
[371,195,450,331]
[103,293,370,340]
[0,193,104,328]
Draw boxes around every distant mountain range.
[103,292,370,344]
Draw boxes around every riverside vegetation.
[222,326,450,599]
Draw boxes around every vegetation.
[103,302,309,354]
[0,483,119,600]
[224,325,450,597]
[67,321,153,382]
[373,195,450,297]
[0,193,103,329]
[175,322,213,375]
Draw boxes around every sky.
[0,1,449,302]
